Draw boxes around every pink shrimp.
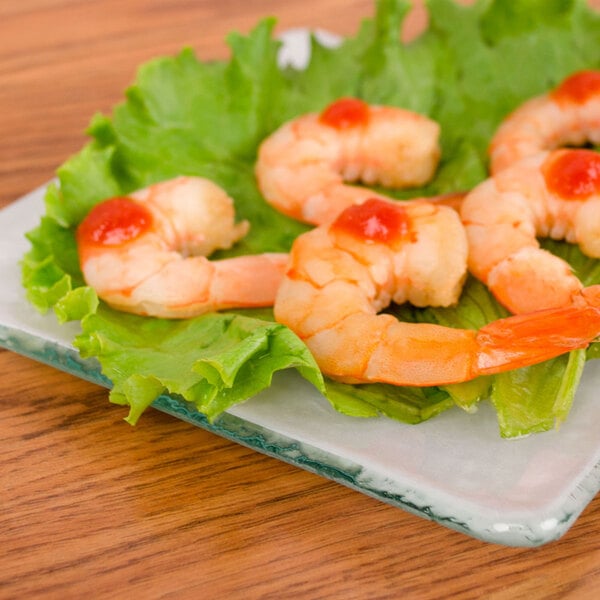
[274,197,600,386]
[461,148,600,314]
[489,70,600,174]
[255,97,441,225]
[77,176,288,318]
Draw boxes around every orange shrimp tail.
[578,284,600,307]
[475,301,600,375]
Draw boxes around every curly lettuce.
[21,0,600,436]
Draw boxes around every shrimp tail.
[475,289,600,375]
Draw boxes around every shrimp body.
[77,176,288,318]
[255,98,441,225]
[461,149,600,314]
[274,197,600,387]
[489,70,600,174]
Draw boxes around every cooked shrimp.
[255,97,441,225]
[461,148,600,314]
[489,70,600,174]
[77,176,288,318]
[274,197,600,386]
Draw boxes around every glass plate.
[3,30,600,548]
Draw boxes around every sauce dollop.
[551,70,600,105]
[319,98,370,129]
[543,149,600,201]
[77,197,153,246]
[331,198,412,244]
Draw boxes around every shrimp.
[76,176,288,318]
[274,197,600,386]
[489,70,600,174]
[255,97,441,225]
[461,148,600,314]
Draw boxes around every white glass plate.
[2,30,600,548]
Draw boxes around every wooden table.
[2,1,600,597]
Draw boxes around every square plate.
[2,30,600,548]
[4,181,600,547]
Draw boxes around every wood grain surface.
[2,1,600,598]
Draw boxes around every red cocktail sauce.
[551,70,600,105]
[319,98,370,129]
[77,197,153,246]
[331,198,413,244]
[543,149,600,201]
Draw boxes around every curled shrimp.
[255,97,441,225]
[461,148,600,314]
[274,197,600,386]
[489,70,600,174]
[76,176,288,318]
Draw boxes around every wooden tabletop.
[3,1,600,598]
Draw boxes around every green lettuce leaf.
[324,379,455,422]
[21,0,600,434]
[491,350,587,438]
[75,306,324,424]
